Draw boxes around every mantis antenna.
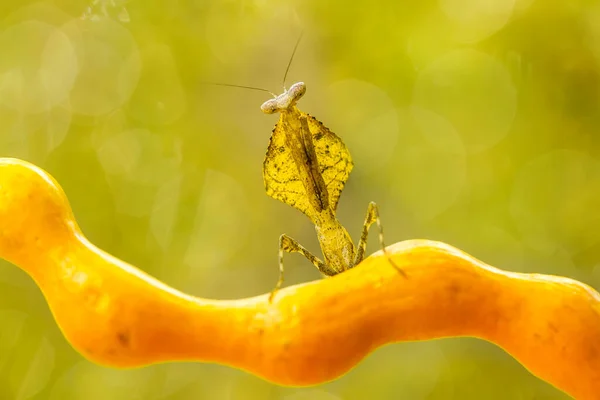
[200,82,276,98]
[282,31,304,90]
[201,31,305,97]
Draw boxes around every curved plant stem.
[0,158,597,399]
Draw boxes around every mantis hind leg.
[352,201,407,277]
[270,234,335,302]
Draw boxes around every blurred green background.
[0,0,599,398]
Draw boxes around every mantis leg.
[352,201,407,277]
[270,234,334,302]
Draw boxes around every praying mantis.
[214,37,405,301]
[260,44,405,300]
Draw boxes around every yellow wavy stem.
[0,158,599,399]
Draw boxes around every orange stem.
[0,158,598,399]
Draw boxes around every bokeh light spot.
[391,108,466,221]
[128,44,187,126]
[96,128,179,217]
[413,49,517,153]
[0,21,77,114]
[50,361,156,400]
[183,169,250,292]
[62,17,140,116]
[440,0,516,43]
[321,79,399,173]
[510,150,600,255]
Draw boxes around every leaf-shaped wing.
[305,112,353,211]
[263,112,353,220]
[263,117,313,218]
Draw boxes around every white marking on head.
[261,82,306,114]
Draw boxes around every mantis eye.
[288,82,306,102]
[261,99,279,114]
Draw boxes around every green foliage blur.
[0,0,598,398]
